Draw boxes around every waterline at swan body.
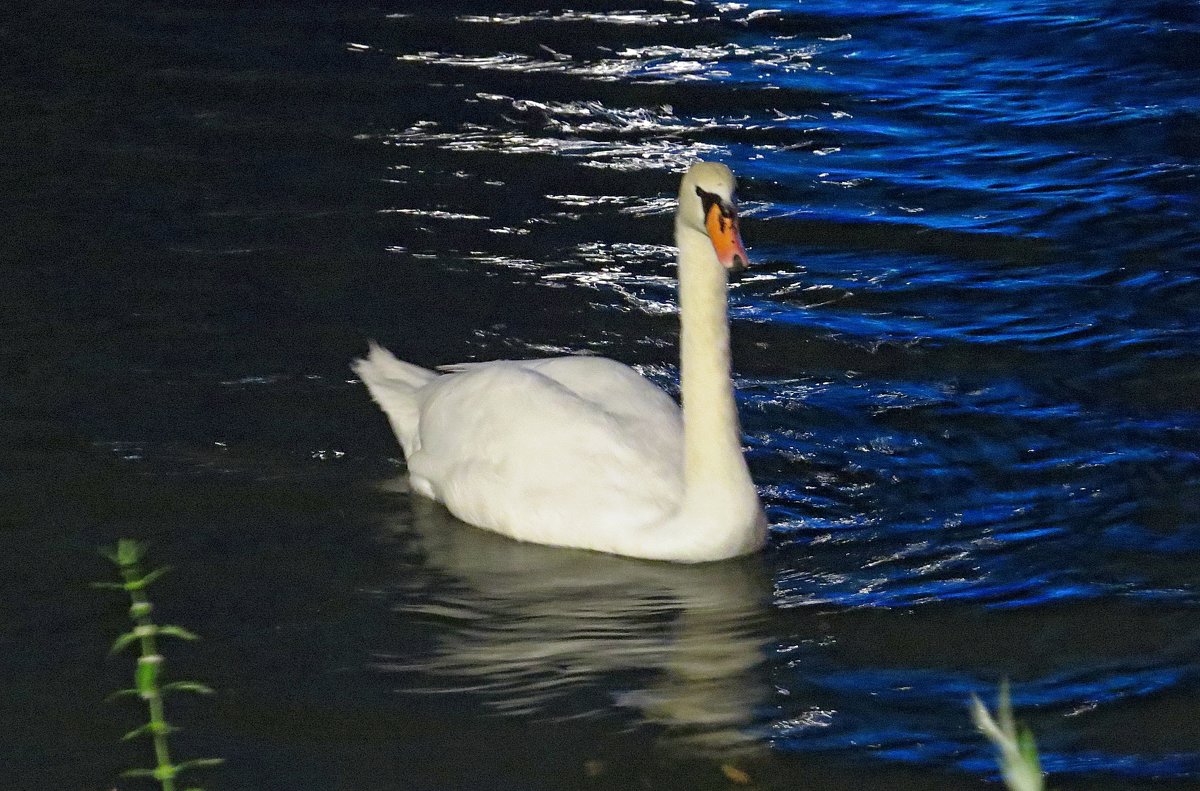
[353,162,766,562]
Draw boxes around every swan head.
[678,162,750,274]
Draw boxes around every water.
[2,1,1198,789]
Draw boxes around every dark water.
[3,1,1199,789]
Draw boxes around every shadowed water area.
[2,1,1199,789]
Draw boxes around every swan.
[353,161,766,562]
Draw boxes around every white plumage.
[353,162,766,562]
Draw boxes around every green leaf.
[122,721,178,741]
[1018,727,1043,777]
[104,688,141,703]
[970,693,1005,745]
[115,539,147,567]
[157,624,201,641]
[997,678,1016,736]
[126,565,171,590]
[90,581,127,591]
[163,681,215,695]
[176,758,225,772]
[120,768,158,779]
[109,631,141,655]
[121,723,153,741]
[972,681,1046,791]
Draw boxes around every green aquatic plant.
[95,539,223,791]
[971,680,1045,791]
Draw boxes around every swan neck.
[676,224,752,495]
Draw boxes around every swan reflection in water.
[371,489,774,756]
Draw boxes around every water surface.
[2,1,1198,789]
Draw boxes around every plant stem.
[116,548,175,791]
[100,540,221,790]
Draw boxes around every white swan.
[353,161,766,562]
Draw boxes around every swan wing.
[410,359,683,552]
[440,355,678,428]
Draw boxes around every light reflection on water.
[371,486,772,757]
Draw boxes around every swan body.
[354,162,765,562]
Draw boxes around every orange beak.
[705,201,750,273]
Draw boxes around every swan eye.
[695,186,734,223]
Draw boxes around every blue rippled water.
[2,1,1198,789]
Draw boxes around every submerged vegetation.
[95,539,223,791]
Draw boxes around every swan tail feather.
[356,340,438,388]
[352,341,436,457]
